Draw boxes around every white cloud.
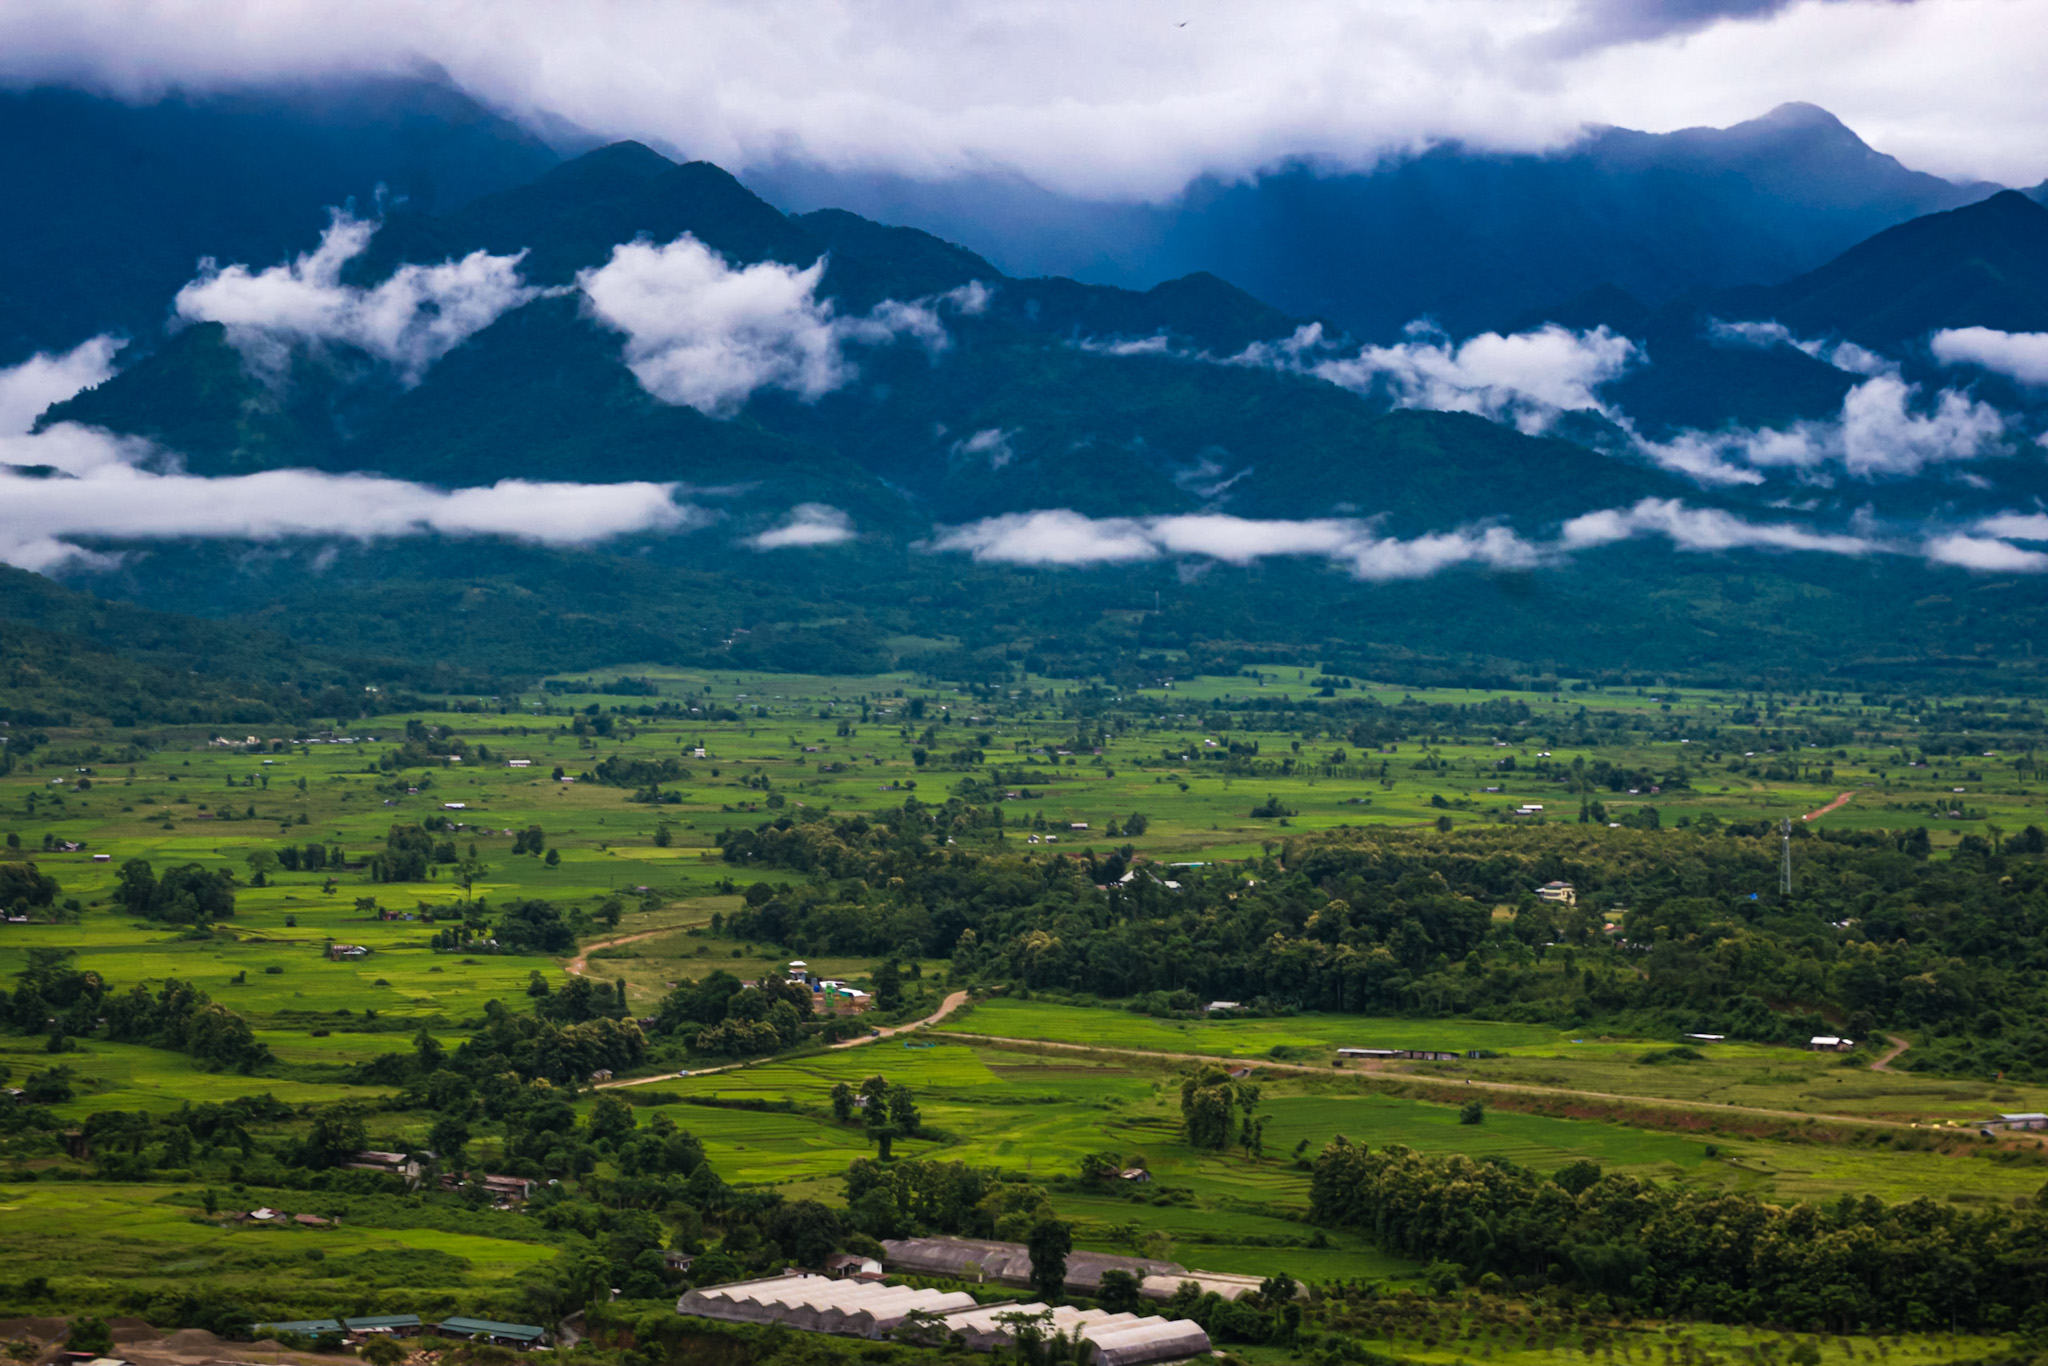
[1630,373,2009,484]
[1706,319,1891,376]
[749,503,854,549]
[1237,322,1638,434]
[175,210,541,384]
[925,509,1543,580]
[577,233,967,417]
[1978,512,2048,541]
[2,1,2044,194]
[1922,533,2048,571]
[951,427,1017,468]
[0,345,694,571]
[1932,327,2048,387]
[0,334,123,434]
[1560,498,1879,555]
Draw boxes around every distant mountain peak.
[1751,101,1848,132]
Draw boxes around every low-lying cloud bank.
[579,235,984,416]
[924,499,2048,580]
[1932,327,2048,388]
[176,210,543,385]
[748,503,856,549]
[1227,321,1639,436]
[924,509,1545,581]
[0,338,699,571]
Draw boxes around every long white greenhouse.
[677,1273,1212,1364]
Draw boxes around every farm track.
[936,1030,1930,1133]
[1802,791,1856,821]
[1871,1035,1911,1072]
[563,927,671,977]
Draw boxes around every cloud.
[951,427,1017,468]
[1706,319,1891,376]
[577,233,966,416]
[1931,327,2048,387]
[924,509,1543,580]
[1922,533,2048,571]
[748,503,854,549]
[1630,372,2009,483]
[175,209,541,384]
[1977,512,2048,541]
[0,334,123,433]
[0,344,694,571]
[1560,498,1879,554]
[1234,322,1638,434]
[0,1,2037,197]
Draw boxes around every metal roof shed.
[435,1318,546,1345]
[343,1316,423,1334]
[255,1320,342,1337]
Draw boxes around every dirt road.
[1870,1035,1911,1072]
[564,927,670,978]
[1801,791,1855,821]
[830,990,970,1049]
[594,989,973,1088]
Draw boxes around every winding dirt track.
[1870,1035,1911,1072]
[590,988,973,1089]
[564,927,669,977]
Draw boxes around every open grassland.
[939,999,2048,1125]
[0,1182,556,1319]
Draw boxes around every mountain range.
[5,79,2048,704]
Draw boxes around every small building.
[507,759,532,768]
[787,960,811,984]
[663,1250,697,1273]
[1120,1168,1152,1183]
[1808,1035,1854,1052]
[1682,1033,1725,1043]
[434,1318,547,1347]
[328,944,369,960]
[342,1316,422,1337]
[1535,881,1576,905]
[1994,1112,2048,1131]
[293,1213,333,1227]
[347,1150,429,1183]
[591,1068,614,1083]
[824,1253,885,1280]
[1204,1001,1241,1014]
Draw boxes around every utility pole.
[1781,816,1793,896]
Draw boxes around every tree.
[359,1336,406,1366]
[302,1102,368,1168]
[413,1027,445,1072]
[64,1319,112,1357]
[1026,1217,1072,1302]
[588,1092,637,1145]
[1096,1269,1142,1314]
[831,1082,856,1122]
[1459,1099,1485,1125]
[428,1115,471,1165]
[768,1199,845,1268]
[874,959,904,1011]
[545,847,561,867]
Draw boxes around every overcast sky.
[1,0,2042,199]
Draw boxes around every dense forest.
[719,804,2048,1077]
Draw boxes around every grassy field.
[3,666,2045,1351]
